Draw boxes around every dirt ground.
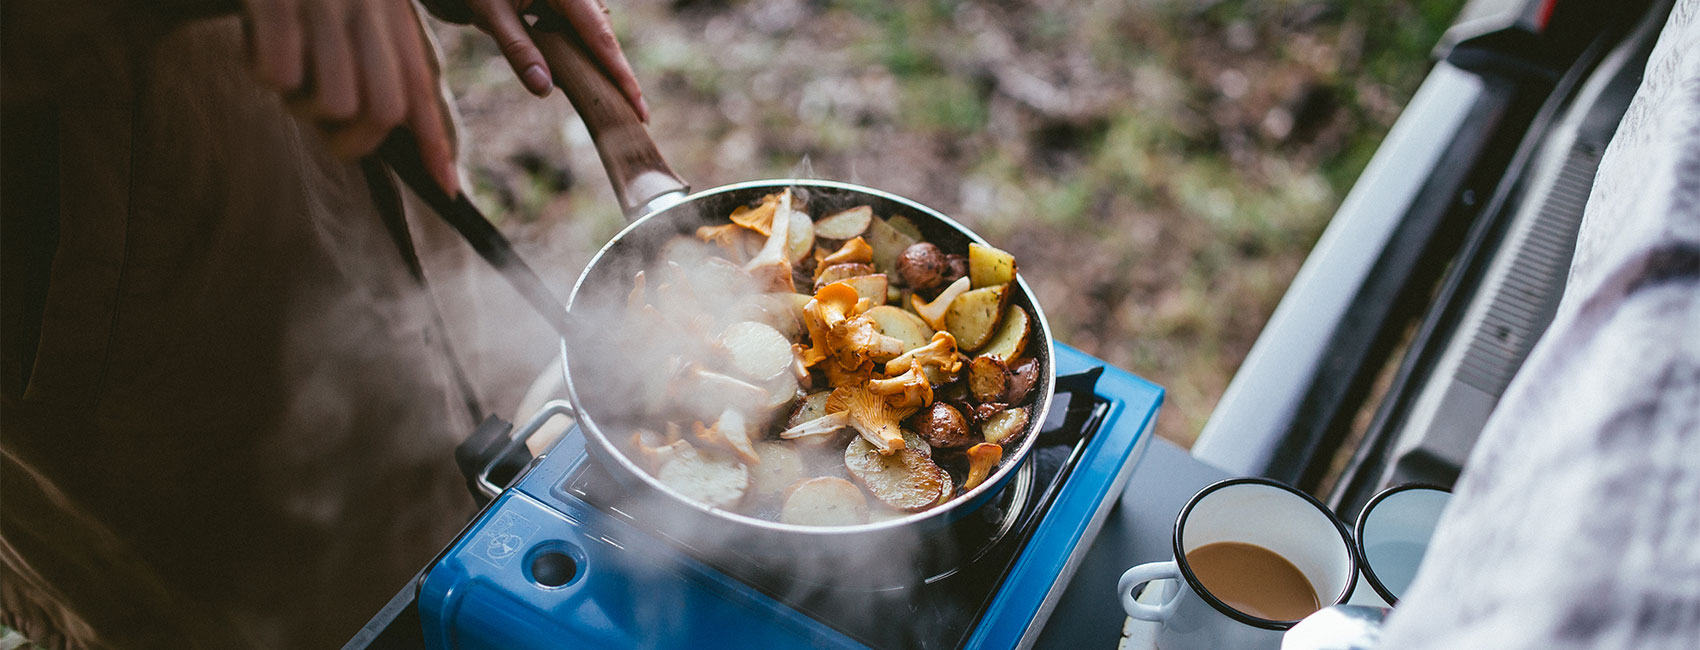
[431,0,1463,446]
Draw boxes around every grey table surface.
[1034,438,1232,649]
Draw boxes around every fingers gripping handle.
[1120,561,1183,621]
[526,18,688,219]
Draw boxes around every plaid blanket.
[1380,2,1700,648]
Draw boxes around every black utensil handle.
[377,130,578,340]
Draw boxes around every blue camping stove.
[416,344,1162,649]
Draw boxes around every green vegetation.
[434,0,1464,445]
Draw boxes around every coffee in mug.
[1185,541,1320,621]
[1119,478,1358,650]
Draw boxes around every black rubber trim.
[1351,483,1451,605]
[1170,477,1359,630]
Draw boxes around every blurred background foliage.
[433,0,1466,445]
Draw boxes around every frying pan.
[383,16,1058,585]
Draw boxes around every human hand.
[243,0,460,195]
[463,0,650,121]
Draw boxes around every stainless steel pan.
[391,20,1058,586]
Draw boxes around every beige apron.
[0,6,545,648]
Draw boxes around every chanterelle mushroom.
[798,282,860,368]
[826,386,916,454]
[821,236,874,267]
[778,410,851,441]
[692,408,761,465]
[867,365,933,409]
[827,315,907,369]
[728,192,787,235]
[884,331,963,376]
[744,188,795,292]
[910,276,971,330]
[961,442,1003,492]
[695,223,754,260]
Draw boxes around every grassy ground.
[433,0,1464,446]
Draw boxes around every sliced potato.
[780,477,870,526]
[785,211,815,263]
[901,429,933,458]
[968,242,1017,289]
[745,294,804,340]
[864,216,918,276]
[967,356,1010,403]
[887,215,925,241]
[788,390,834,428]
[838,275,889,307]
[844,437,950,512]
[814,205,873,240]
[813,262,876,289]
[863,305,933,350]
[980,406,1031,446]
[945,284,1009,351]
[750,442,808,499]
[761,374,802,412]
[721,321,794,383]
[656,443,749,509]
[977,305,1030,363]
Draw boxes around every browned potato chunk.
[967,356,1010,404]
[913,401,972,449]
[780,477,870,526]
[863,305,933,350]
[838,275,889,307]
[887,215,925,241]
[814,205,874,240]
[1004,357,1040,405]
[865,217,918,276]
[968,242,1017,289]
[980,406,1031,446]
[977,306,1030,363]
[787,390,834,428]
[945,284,1009,351]
[844,437,950,512]
[785,211,815,263]
[814,262,877,289]
[656,443,749,509]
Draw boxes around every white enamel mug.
[1118,478,1359,650]
[1353,484,1451,606]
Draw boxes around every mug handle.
[1119,561,1183,621]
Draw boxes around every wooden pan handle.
[527,18,689,218]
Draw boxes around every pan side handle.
[528,18,690,219]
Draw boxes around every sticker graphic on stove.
[473,511,540,569]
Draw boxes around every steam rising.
[559,187,960,610]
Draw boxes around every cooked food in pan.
[617,188,1039,525]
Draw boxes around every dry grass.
[432,0,1463,446]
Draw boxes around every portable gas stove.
[401,343,1159,650]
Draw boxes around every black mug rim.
[1170,477,1359,630]
[1352,482,1452,606]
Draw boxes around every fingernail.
[522,64,551,98]
[639,96,651,122]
